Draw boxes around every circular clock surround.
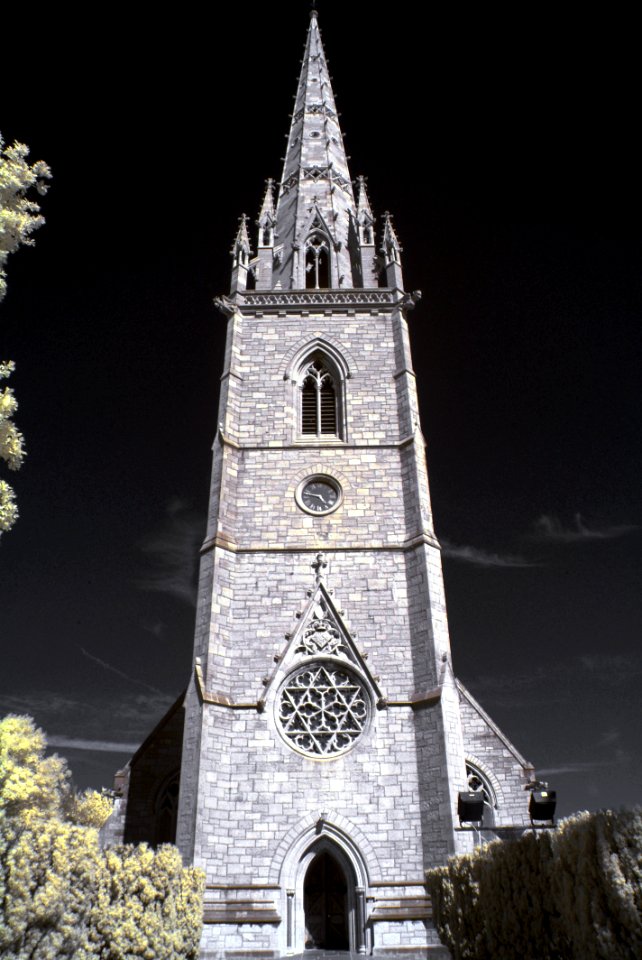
[295,475,342,516]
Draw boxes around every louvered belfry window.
[301,358,337,437]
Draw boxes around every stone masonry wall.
[459,689,533,827]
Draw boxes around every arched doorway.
[304,851,349,950]
[278,820,370,955]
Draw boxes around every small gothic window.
[305,233,330,289]
[154,771,180,846]
[300,356,338,437]
[466,762,497,826]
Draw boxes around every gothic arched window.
[305,233,330,289]
[466,761,497,826]
[300,355,339,438]
[154,770,180,846]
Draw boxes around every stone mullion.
[316,374,322,435]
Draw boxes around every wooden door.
[304,851,349,950]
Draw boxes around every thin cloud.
[579,654,642,684]
[79,646,165,696]
[466,655,642,710]
[115,692,176,726]
[467,668,549,693]
[534,513,638,543]
[441,539,534,568]
[538,750,631,777]
[463,669,571,709]
[597,729,621,747]
[48,736,139,754]
[0,693,81,718]
[0,690,175,747]
[537,762,611,776]
[136,498,202,605]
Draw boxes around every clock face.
[298,477,341,515]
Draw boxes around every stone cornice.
[195,660,264,711]
[194,656,442,715]
[381,687,442,709]
[217,431,417,452]
[237,289,398,312]
[200,533,441,556]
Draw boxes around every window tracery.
[466,762,497,824]
[278,664,368,757]
[305,232,330,288]
[154,771,180,846]
[300,356,338,437]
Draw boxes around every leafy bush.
[0,714,204,959]
[427,809,642,960]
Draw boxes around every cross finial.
[311,552,328,584]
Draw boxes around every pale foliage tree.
[0,134,51,536]
[0,361,26,533]
[0,135,51,304]
[0,714,205,960]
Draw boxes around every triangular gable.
[264,581,383,702]
[457,678,533,770]
[297,204,337,249]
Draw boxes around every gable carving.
[294,594,351,658]
[264,580,383,708]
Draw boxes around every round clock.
[296,475,342,515]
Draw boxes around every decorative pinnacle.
[382,210,402,254]
[356,175,374,227]
[231,213,251,255]
[258,179,276,224]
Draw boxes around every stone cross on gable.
[311,552,328,583]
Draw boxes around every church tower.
[175,11,533,957]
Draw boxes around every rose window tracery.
[277,664,368,756]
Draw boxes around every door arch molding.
[278,818,370,954]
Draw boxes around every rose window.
[277,664,368,757]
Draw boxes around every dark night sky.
[1,3,640,818]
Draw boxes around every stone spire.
[381,210,404,290]
[257,179,276,245]
[230,214,252,293]
[356,176,375,239]
[255,179,276,290]
[356,175,378,289]
[271,10,360,290]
